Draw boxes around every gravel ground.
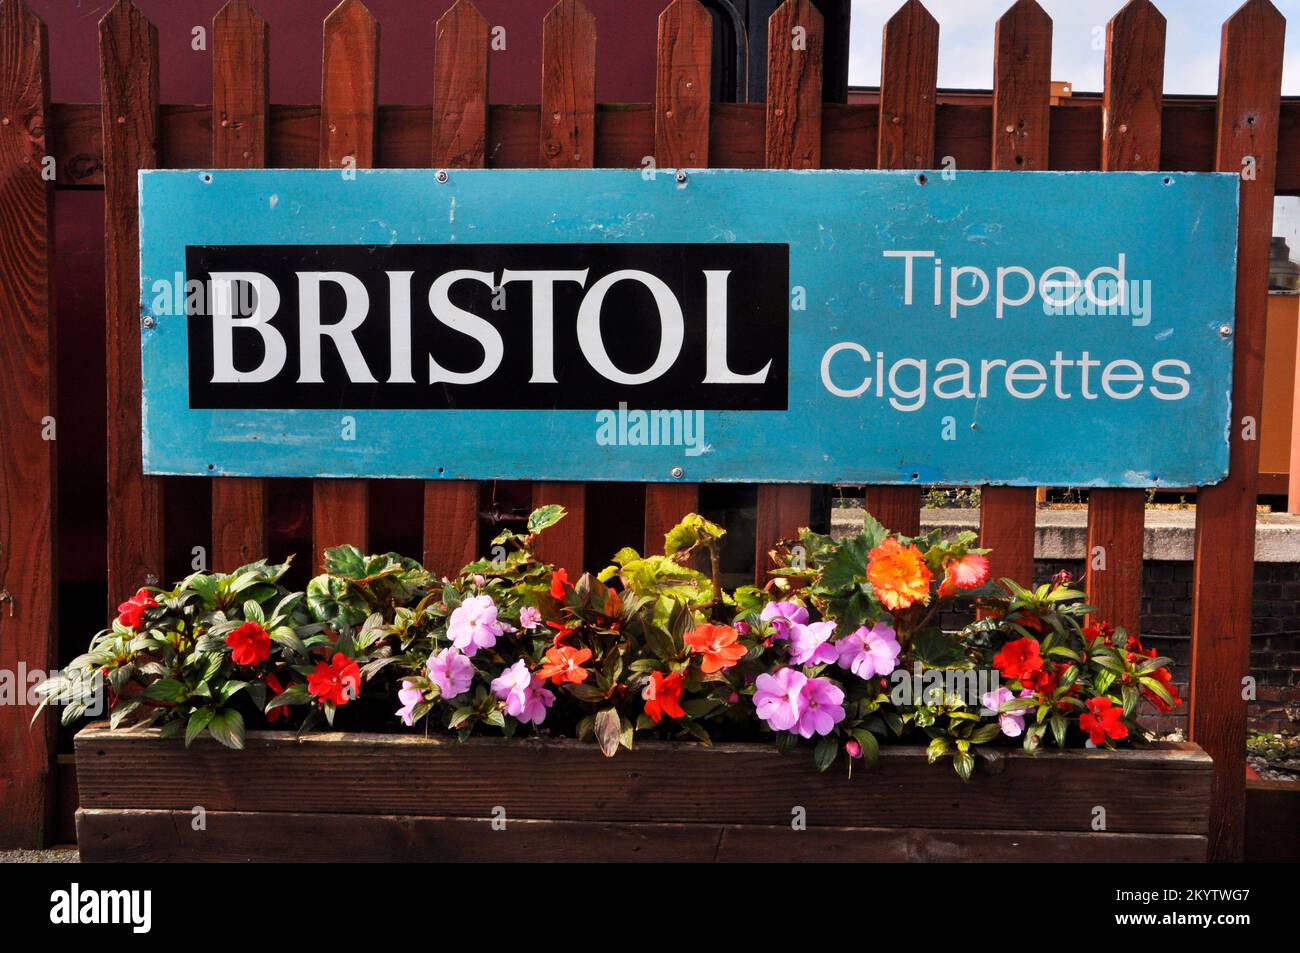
[0,848,79,863]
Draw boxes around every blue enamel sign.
[138,168,1239,486]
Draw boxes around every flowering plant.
[45,508,1180,777]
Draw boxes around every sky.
[848,0,1300,96]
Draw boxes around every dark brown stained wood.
[210,0,268,572]
[423,0,489,577]
[531,0,594,573]
[864,0,937,538]
[312,0,377,571]
[643,0,709,553]
[431,0,488,169]
[75,807,1208,863]
[654,0,709,168]
[1087,1,1165,639]
[0,0,55,848]
[764,0,822,170]
[539,0,595,168]
[51,99,1291,190]
[74,726,1213,835]
[754,0,822,584]
[212,0,267,169]
[99,0,162,608]
[979,0,1050,590]
[1101,0,1165,172]
[991,0,1051,171]
[877,0,937,170]
[319,0,378,169]
[1244,780,1300,863]
[1191,0,1285,863]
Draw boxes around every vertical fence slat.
[100,0,162,602]
[0,0,55,848]
[644,0,710,555]
[1087,0,1164,637]
[313,0,377,572]
[423,0,488,576]
[531,0,594,574]
[867,0,937,537]
[210,0,268,571]
[755,0,821,585]
[979,0,1049,588]
[1191,0,1285,863]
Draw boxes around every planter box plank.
[75,726,1211,838]
[76,809,1208,863]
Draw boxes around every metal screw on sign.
[1219,325,1232,339]
[436,170,449,184]
[142,315,156,329]
[675,170,687,185]
[670,466,684,480]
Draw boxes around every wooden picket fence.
[0,0,1289,861]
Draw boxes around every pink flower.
[447,594,504,656]
[760,601,808,639]
[981,686,1034,738]
[787,620,838,666]
[427,646,474,699]
[395,680,423,726]
[490,660,555,726]
[519,606,542,630]
[472,574,486,587]
[836,622,901,680]
[753,667,846,739]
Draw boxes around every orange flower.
[536,644,592,685]
[867,537,933,610]
[643,671,685,724]
[937,551,990,598]
[684,624,747,674]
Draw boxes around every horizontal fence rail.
[0,0,1286,863]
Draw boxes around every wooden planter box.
[74,725,1213,862]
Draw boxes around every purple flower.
[797,676,847,738]
[490,660,555,726]
[753,667,847,739]
[754,667,806,732]
[760,601,809,639]
[395,680,423,727]
[836,622,901,680]
[426,646,474,699]
[447,594,504,656]
[472,574,487,587]
[787,620,839,666]
[518,606,542,630]
[981,686,1032,738]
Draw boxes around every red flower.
[1083,621,1116,647]
[536,645,592,685]
[307,653,361,706]
[1079,697,1129,745]
[643,671,685,724]
[993,637,1043,682]
[226,621,272,666]
[550,569,570,599]
[1141,648,1182,712]
[547,620,577,646]
[116,588,157,630]
[684,624,747,674]
[937,552,990,598]
[264,672,290,724]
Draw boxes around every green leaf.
[850,728,881,766]
[206,708,245,749]
[926,737,950,763]
[142,679,189,704]
[527,505,567,534]
[185,708,215,747]
[813,735,839,772]
[953,749,975,781]
[594,708,621,758]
